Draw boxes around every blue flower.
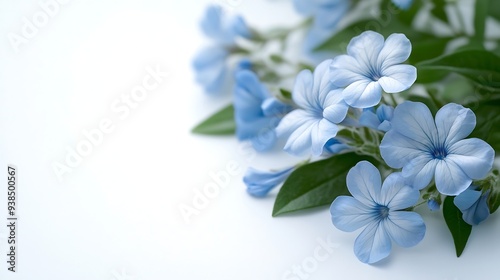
[359,104,394,132]
[234,70,292,151]
[193,46,228,94]
[276,59,349,156]
[293,0,350,50]
[200,5,251,45]
[391,0,414,10]
[330,31,417,108]
[244,166,295,197]
[193,5,251,94]
[330,161,426,264]
[380,102,495,196]
[323,138,350,155]
[454,186,490,226]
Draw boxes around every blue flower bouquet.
[191,0,500,264]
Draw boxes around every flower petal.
[292,69,316,111]
[380,130,428,169]
[390,101,438,149]
[323,103,349,124]
[311,119,339,156]
[342,80,382,108]
[354,221,392,264]
[402,155,437,190]
[447,138,495,179]
[435,159,472,196]
[330,55,366,87]
[384,211,426,247]
[377,33,412,70]
[346,161,381,206]
[331,196,377,232]
[378,64,417,93]
[435,103,476,146]
[454,188,482,210]
[347,31,385,72]
[381,173,420,209]
[275,110,313,139]
[281,115,318,156]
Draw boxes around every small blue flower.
[194,5,252,94]
[276,59,349,156]
[293,0,350,50]
[330,31,417,108]
[234,70,292,151]
[391,0,414,10]
[192,46,228,94]
[454,186,490,226]
[330,161,426,264]
[427,199,440,211]
[359,104,394,132]
[323,138,350,155]
[244,166,295,197]
[380,102,495,196]
[200,5,251,46]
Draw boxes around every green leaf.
[443,196,472,257]
[407,95,439,115]
[410,37,451,64]
[488,190,500,214]
[469,99,500,152]
[417,50,500,90]
[472,0,488,46]
[490,0,500,20]
[272,153,373,216]
[279,88,292,100]
[191,104,236,135]
[430,0,448,23]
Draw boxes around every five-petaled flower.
[276,59,349,156]
[330,31,417,108]
[330,161,426,264]
[380,102,495,196]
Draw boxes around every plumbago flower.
[293,0,350,50]
[380,102,495,196]
[234,70,292,151]
[454,186,491,226]
[330,161,426,264]
[276,59,349,157]
[193,5,251,94]
[244,166,295,197]
[330,31,417,108]
[359,104,394,132]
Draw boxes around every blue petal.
[314,1,349,29]
[380,130,428,169]
[323,102,349,124]
[311,119,339,156]
[447,138,495,179]
[330,55,366,87]
[435,103,476,146]
[292,69,316,111]
[359,109,382,130]
[228,15,251,39]
[292,0,315,16]
[192,47,228,94]
[454,188,482,210]
[279,111,319,156]
[323,138,350,155]
[402,155,437,190]
[427,199,440,211]
[380,173,420,209]
[331,196,377,232]
[390,101,438,147]
[200,5,223,39]
[354,221,392,264]
[454,188,491,226]
[346,31,385,73]
[378,65,417,93]
[384,211,426,247]
[342,80,382,108]
[377,33,412,70]
[261,98,292,118]
[435,159,472,196]
[346,161,381,206]
[250,128,278,152]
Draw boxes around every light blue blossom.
[200,5,251,45]
[193,5,251,94]
[330,161,426,264]
[293,0,350,50]
[276,59,349,156]
[391,0,414,10]
[454,186,490,226]
[234,70,292,151]
[330,31,417,108]
[244,166,295,197]
[193,47,229,94]
[380,102,495,196]
[323,138,350,155]
[359,104,394,132]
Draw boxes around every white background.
[0,0,499,279]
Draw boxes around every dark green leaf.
[430,0,448,23]
[472,0,488,46]
[443,196,472,257]
[396,0,424,26]
[279,88,292,100]
[417,50,500,90]
[469,99,500,152]
[490,0,500,20]
[272,153,373,216]
[191,104,236,135]
[410,37,451,64]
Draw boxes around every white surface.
[0,0,499,279]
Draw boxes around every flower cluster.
[192,0,500,265]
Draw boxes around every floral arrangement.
[191,0,500,264]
